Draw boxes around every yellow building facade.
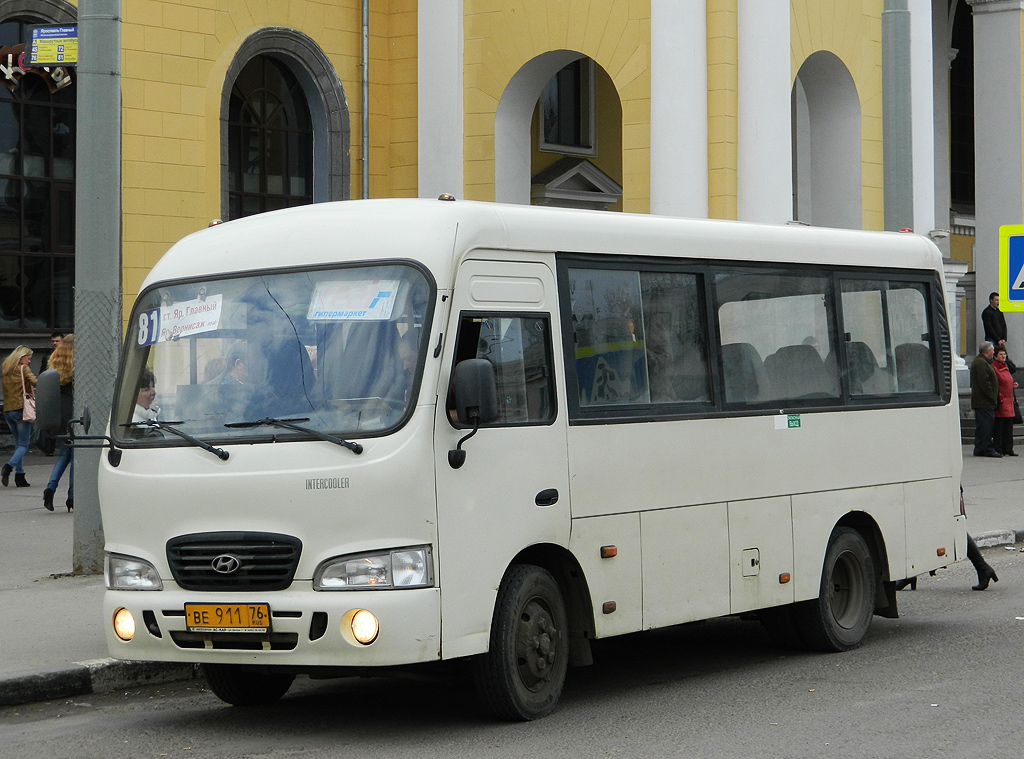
[0,0,1008,360]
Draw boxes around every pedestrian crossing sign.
[1001,224,1024,312]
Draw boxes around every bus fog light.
[113,608,136,641]
[341,609,379,645]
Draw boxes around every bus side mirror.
[35,369,62,433]
[453,359,499,425]
[449,359,498,469]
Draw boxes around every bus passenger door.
[434,255,571,660]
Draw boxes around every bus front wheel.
[796,526,877,652]
[203,664,295,706]
[472,564,569,721]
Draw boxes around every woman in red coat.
[992,346,1018,456]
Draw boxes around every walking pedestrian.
[37,331,64,456]
[1,345,37,486]
[42,334,74,512]
[970,341,1001,457]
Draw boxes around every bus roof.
[142,199,943,292]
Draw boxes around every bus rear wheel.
[472,564,569,721]
[203,664,295,706]
[796,526,877,652]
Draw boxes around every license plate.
[184,603,270,633]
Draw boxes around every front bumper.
[103,585,441,668]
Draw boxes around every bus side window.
[569,268,650,406]
[839,279,935,396]
[640,271,711,403]
[716,270,839,404]
[448,314,556,425]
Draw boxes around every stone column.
[418,0,464,199]
[883,0,914,231]
[650,0,708,218]
[736,0,792,223]
[967,0,1024,364]
[909,0,937,234]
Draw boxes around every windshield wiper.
[123,420,230,461]
[224,417,364,454]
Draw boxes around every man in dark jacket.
[971,341,1001,457]
[982,292,1007,347]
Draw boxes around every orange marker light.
[602,601,617,614]
[779,573,791,584]
[937,547,946,557]
[600,545,618,559]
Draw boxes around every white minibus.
[94,198,964,719]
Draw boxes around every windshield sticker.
[135,295,223,347]
[307,280,400,321]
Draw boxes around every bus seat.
[764,344,838,399]
[842,341,890,395]
[721,342,770,403]
[895,342,935,392]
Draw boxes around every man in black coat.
[982,292,1007,347]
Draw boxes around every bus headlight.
[105,553,163,590]
[314,546,433,590]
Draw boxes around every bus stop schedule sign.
[28,25,77,66]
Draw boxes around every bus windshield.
[112,263,433,446]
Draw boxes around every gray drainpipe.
[362,0,369,199]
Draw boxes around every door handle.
[535,488,559,507]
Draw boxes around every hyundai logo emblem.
[211,554,241,574]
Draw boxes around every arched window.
[227,56,314,219]
[0,16,74,332]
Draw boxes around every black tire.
[472,564,569,721]
[203,664,295,706]
[795,526,877,652]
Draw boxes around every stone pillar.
[418,0,464,199]
[883,0,914,231]
[931,0,956,257]
[967,0,1024,364]
[650,0,708,218]
[909,0,937,234]
[736,0,792,223]
[944,257,969,364]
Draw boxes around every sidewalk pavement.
[2,446,1023,708]
[0,451,195,707]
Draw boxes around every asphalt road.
[2,546,1022,759]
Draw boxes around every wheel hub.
[516,598,558,690]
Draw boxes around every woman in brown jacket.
[2,345,37,487]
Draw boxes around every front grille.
[166,532,302,591]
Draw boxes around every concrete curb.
[972,528,1024,548]
[0,659,198,707]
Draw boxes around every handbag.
[1014,393,1022,425]
[20,365,35,422]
